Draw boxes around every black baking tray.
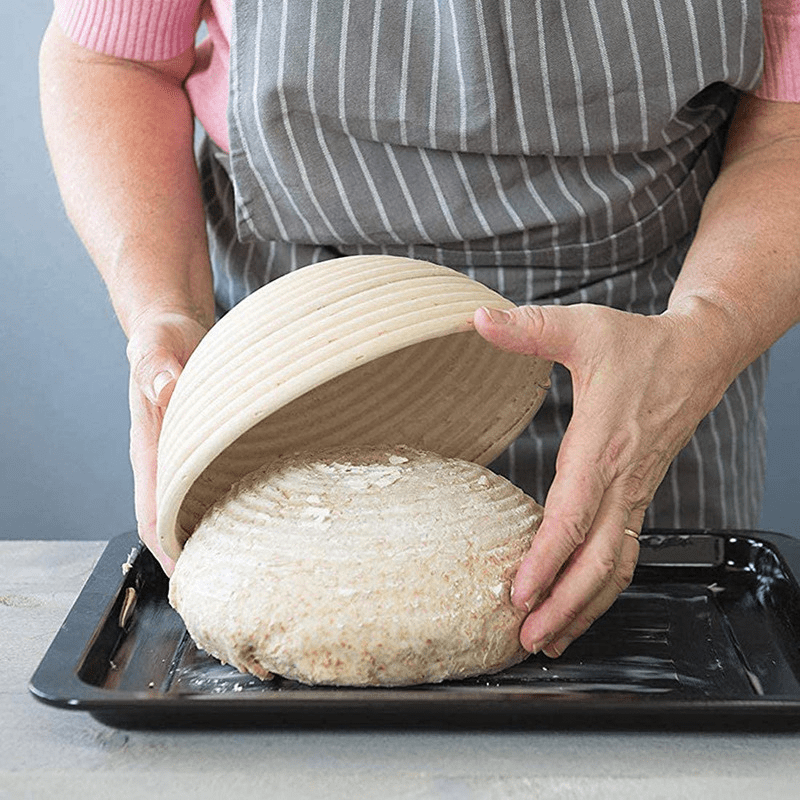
[30,529,800,730]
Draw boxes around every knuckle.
[545,494,599,552]
[612,557,637,594]
[557,602,582,629]
[612,572,634,595]
[573,304,615,349]
[557,514,592,551]
[621,448,673,499]
[628,492,652,515]
[571,609,601,638]
[128,346,157,387]
[516,304,548,339]
[589,549,618,587]
[611,559,636,594]
[628,480,657,514]
[595,431,634,484]
[129,346,178,404]
[579,302,610,326]
[618,489,652,525]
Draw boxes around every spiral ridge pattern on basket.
[157,255,552,560]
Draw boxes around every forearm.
[667,94,800,386]
[39,16,214,337]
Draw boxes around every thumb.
[128,344,183,408]
[474,304,585,366]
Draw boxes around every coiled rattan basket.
[156,255,552,560]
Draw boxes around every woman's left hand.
[474,300,738,657]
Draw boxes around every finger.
[473,303,590,366]
[518,479,632,652]
[626,507,647,542]
[541,532,640,658]
[511,477,604,613]
[144,534,176,577]
[127,341,183,407]
[510,433,609,612]
[129,372,175,576]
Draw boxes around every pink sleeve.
[54,0,202,61]
[756,0,800,102]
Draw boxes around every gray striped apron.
[198,0,768,530]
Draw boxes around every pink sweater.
[55,0,800,154]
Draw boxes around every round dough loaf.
[168,445,543,686]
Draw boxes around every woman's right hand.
[126,310,210,575]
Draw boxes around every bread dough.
[168,445,543,686]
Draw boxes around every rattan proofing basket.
[156,255,552,560]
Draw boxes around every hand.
[126,310,210,575]
[474,301,737,657]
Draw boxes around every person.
[40,0,800,659]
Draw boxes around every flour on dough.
[168,445,543,687]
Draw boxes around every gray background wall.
[2,6,798,542]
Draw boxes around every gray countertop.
[2,539,800,800]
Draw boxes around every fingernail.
[511,586,540,613]
[543,637,570,659]
[525,633,553,654]
[481,306,513,325]
[152,371,174,402]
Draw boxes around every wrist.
[661,293,756,409]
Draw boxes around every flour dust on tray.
[168,445,544,687]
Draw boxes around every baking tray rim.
[29,528,800,723]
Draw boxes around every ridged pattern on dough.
[169,446,544,687]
